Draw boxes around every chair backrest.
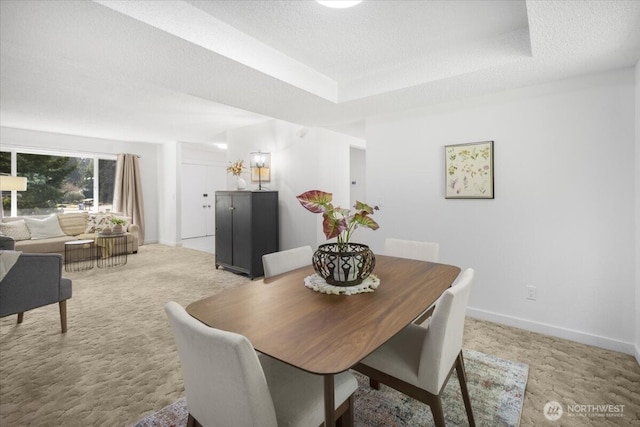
[384,238,440,263]
[0,235,16,250]
[0,253,68,317]
[164,301,278,427]
[262,246,313,278]
[418,268,474,393]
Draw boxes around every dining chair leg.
[456,351,475,427]
[430,396,446,427]
[369,378,381,390]
[17,312,24,324]
[336,394,354,427]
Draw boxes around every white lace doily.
[304,273,380,295]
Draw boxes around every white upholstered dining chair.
[164,301,357,427]
[353,268,475,427]
[384,238,441,324]
[384,238,440,262]
[262,245,313,278]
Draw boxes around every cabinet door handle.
[202,205,207,208]
[229,206,235,210]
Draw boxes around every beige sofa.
[0,212,139,258]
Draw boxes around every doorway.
[181,163,226,252]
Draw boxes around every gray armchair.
[0,235,15,250]
[0,236,72,333]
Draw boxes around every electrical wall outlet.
[526,285,537,301]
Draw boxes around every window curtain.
[113,154,145,244]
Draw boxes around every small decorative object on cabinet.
[236,176,247,190]
[226,160,248,191]
[296,190,380,286]
[215,191,279,278]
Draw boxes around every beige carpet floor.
[1,244,638,426]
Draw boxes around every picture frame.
[445,141,494,199]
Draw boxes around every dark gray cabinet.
[215,191,278,278]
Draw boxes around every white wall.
[366,68,637,355]
[180,142,227,165]
[350,147,366,208]
[635,61,640,364]
[0,126,160,244]
[157,141,179,246]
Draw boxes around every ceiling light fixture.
[316,0,363,9]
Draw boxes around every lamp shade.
[0,175,28,191]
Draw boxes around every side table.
[64,239,95,272]
[95,233,128,268]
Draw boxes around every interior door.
[206,166,226,236]
[182,164,226,239]
[181,164,207,239]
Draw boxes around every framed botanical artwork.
[445,141,494,199]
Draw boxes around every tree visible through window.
[1,151,116,216]
[17,153,76,215]
[0,151,11,217]
[99,159,116,211]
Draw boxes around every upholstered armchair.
[0,236,73,333]
[0,235,15,250]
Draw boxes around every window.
[1,150,116,217]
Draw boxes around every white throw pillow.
[24,215,67,240]
[0,220,32,241]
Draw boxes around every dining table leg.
[324,374,336,427]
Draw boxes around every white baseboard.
[467,307,637,359]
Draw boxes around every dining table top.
[186,254,461,375]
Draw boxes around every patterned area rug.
[133,349,528,427]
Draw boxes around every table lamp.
[0,175,28,191]
[0,175,28,218]
[250,152,270,191]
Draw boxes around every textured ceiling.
[187,0,529,84]
[1,0,639,143]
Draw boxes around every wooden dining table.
[186,254,461,427]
